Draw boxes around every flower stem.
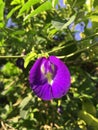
[66,42,98,58]
[0,55,24,58]
[57,42,98,59]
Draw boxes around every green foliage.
[18,0,40,17]
[79,110,98,130]
[0,0,5,27]
[7,5,21,19]
[81,98,96,116]
[1,62,22,76]
[51,14,76,30]
[0,0,98,129]
[24,1,53,21]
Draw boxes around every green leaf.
[82,98,96,116]
[19,95,32,110]
[0,0,5,21]
[62,14,76,29]
[75,0,85,7]
[85,0,94,12]
[7,5,21,19]
[79,110,98,129]
[51,20,65,30]
[24,1,52,21]
[11,0,22,5]
[51,14,76,30]
[94,0,98,7]
[89,15,98,22]
[12,30,25,35]
[0,22,4,28]
[1,62,22,76]
[24,51,37,68]
[18,0,40,17]
[20,110,28,119]
[51,0,59,8]
[0,0,5,27]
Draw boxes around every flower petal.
[34,83,53,100]
[29,57,53,100]
[49,56,71,99]
[29,57,46,85]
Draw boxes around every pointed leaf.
[19,95,32,110]
[7,5,21,19]
[18,0,40,17]
[61,14,76,29]
[24,51,37,68]
[11,0,22,5]
[51,14,76,30]
[0,0,5,21]
[24,1,52,21]
[51,20,65,30]
[0,0,5,27]
[79,110,98,129]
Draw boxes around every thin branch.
[65,42,98,58]
[0,55,24,58]
[57,42,98,59]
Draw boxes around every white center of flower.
[41,63,54,85]
[41,63,45,74]
[45,72,53,85]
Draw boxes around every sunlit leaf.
[20,110,28,119]
[79,110,98,129]
[89,15,98,22]
[85,0,94,12]
[51,14,76,30]
[62,14,76,29]
[24,51,37,68]
[51,0,59,8]
[19,95,32,110]
[11,0,22,5]
[24,1,52,21]
[1,62,22,76]
[0,0,5,21]
[0,0,5,27]
[51,20,65,30]
[82,98,96,116]
[7,5,21,19]
[18,0,40,17]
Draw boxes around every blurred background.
[0,0,98,129]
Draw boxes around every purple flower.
[29,56,71,100]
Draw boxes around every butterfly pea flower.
[29,56,71,100]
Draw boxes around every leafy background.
[0,0,98,129]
